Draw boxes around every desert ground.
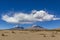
[0,30,60,40]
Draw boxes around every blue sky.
[0,0,60,29]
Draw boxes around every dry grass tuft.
[1,33,8,36]
[51,32,56,37]
[39,33,47,37]
[51,34,55,37]
[1,33,5,36]
[43,34,46,37]
[11,31,15,33]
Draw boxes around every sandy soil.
[0,30,60,40]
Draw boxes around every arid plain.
[0,30,60,40]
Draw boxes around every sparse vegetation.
[1,33,7,36]
[30,30,37,32]
[1,33,5,36]
[51,34,55,37]
[40,33,46,37]
[40,33,45,35]
[11,31,15,33]
[55,31,58,34]
[1,30,60,40]
[43,34,46,37]
[29,29,41,32]
[51,31,56,37]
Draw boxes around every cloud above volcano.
[2,10,60,24]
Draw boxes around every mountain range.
[9,25,47,30]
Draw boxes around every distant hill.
[9,25,24,30]
[8,25,47,30]
[26,25,47,30]
[51,28,60,31]
[10,27,24,30]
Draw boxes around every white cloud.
[2,10,60,24]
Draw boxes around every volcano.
[9,25,47,30]
[9,25,24,30]
[26,25,47,30]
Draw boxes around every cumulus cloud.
[2,10,60,24]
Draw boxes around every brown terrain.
[0,30,60,40]
[0,25,60,40]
